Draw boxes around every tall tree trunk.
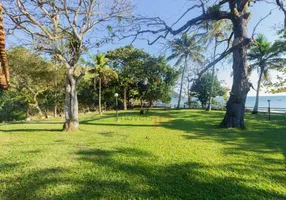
[220,17,251,128]
[177,55,187,109]
[207,39,218,111]
[123,87,127,110]
[98,77,102,115]
[187,80,191,108]
[53,59,58,118]
[26,102,30,118]
[64,69,79,131]
[54,104,57,117]
[252,67,264,114]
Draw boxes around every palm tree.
[204,20,231,111]
[248,34,286,114]
[168,33,204,109]
[89,54,118,115]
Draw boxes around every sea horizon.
[248,94,286,97]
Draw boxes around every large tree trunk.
[123,87,127,110]
[220,17,251,128]
[177,55,187,109]
[149,99,153,108]
[63,69,79,131]
[252,67,264,114]
[206,39,218,111]
[98,77,102,115]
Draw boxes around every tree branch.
[126,9,232,45]
[16,0,54,40]
[251,9,274,39]
[197,38,252,79]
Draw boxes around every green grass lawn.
[0,109,286,200]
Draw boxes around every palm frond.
[174,55,184,67]
[168,32,205,67]
[247,63,259,76]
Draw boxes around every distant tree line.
[0,46,180,122]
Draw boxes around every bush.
[0,90,27,122]
[190,101,200,109]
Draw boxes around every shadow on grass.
[97,131,116,137]
[2,148,285,199]
[80,122,155,128]
[80,113,115,124]
[22,150,41,154]
[0,162,22,173]
[161,111,286,178]
[7,121,64,125]
[0,128,62,133]
[1,110,285,199]
[72,147,285,199]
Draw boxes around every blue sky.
[98,0,285,96]
[133,0,284,96]
[6,0,285,96]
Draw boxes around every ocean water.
[157,95,286,112]
[168,96,286,111]
[246,96,286,111]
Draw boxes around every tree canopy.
[191,72,227,108]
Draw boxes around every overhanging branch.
[124,9,232,45]
[197,38,252,79]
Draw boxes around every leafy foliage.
[248,34,286,108]
[87,53,118,114]
[108,46,179,106]
[3,47,59,119]
[0,88,26,122]
[107,45,149,88]
[191,72,226,107]
[88,54,118,88]
[168,33,205,66]
[168,33,205,108]
[138,56,180,104]
[248,34,286,76]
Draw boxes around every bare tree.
[3,0,133,131]
[122,0,271,128]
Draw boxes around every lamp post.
[114,93,119,122]
[268,100,271,120]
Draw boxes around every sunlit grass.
[0,109,285,199]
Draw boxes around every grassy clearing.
[0,109,286,199]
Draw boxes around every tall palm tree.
[168,33,204,109]
[89,54,118,115]
[248,34,286,114]
[0,3,9,90]
[204,20,231,111]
